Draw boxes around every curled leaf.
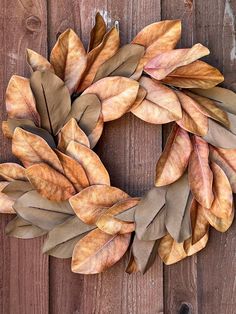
[158,234,187,265]
[88,12,106,51]
[27,49,54,73]
[129,86,147,111]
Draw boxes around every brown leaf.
[155,124,192,186]
[162,60,224,89]
[203,206,234,233]
[66,141,110,185]
[88,12,106,51]
[55,150,89,192]
[12,128,63,172]
[71,228,131,274]
[26,163,76,201]
[2,118,36,139]
[145,43,209,80]
[30,71,71,135]
[131,77,182,124]
[50,29,87,93]
[0,163,27,181]
[57,118,90,152]
[78,27,120,91]
[128,86,147,111]
[6,75,40,126]
[176,90,208,136]
[82,76,139,122]
[27,49,54,73]
[184,199,209,256]
[184,91,229,128]
[94,44,145,81]
[88,113,104,149]
[69,185,129,224]
[188,136,214,208]
[158,234,187,265]
[0,182,15,214]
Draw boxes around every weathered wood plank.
[0,1,49,313]
[47,1,163,313]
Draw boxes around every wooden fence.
[0,0,235,313]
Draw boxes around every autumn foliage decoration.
[1,13,236,274]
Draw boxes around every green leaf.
[30,71,71,135]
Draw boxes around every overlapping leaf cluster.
[1,13,235,274]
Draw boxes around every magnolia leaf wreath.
[1,13,236,274]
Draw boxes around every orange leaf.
[129,86,147,111]
[71,228,131,274]
[155,124,192,186]
[50,29,87,93]
[88,12,106,51]
[131,77,182,124]
[87,113,104,149]
[27,49,54,73]
[6,75,40,126]
[0,163,27,181]
[203,206,234,233]
[82,76,139,122]
[176,90,208,136]
[66,141,110,185]
[158,234,187,265]
[0,182,15,214]
[188,136,214,208]
[162,60,224,89]
[145,43,209,80]
[26,163,76,201]
[69,185,129,224]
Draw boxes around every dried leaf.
[88,113,104,149]
[6,75,40,125]
[57,118,90,151]
[1,181,33,199]
[26,163,76,201]
[162,60,224,89]
[128,86,147,111]
[135,187,166,240]
[66,141,110,185]
[66,94,101,136]
[176,90,208,136]
[165,173,192,242]
[50,29,87,93]
[94,44,145,81]
[203,206,234,232]
[155,124,192,186]
[71,228,131,274]
[145,43,209,80]
[88,12,106,51]
[2,118,36,139]
[78,27,120,91]
[158,234,187,265]
[6,216,46,239]
[27,49,54,73]
[131,77,182,124]
[30,71,71,135]
[12,128,63,172]
[184,200,209,256]
[83,76,139,122]
[0,163,27,181]
[69,185,129,224]
[55,150,89,192]
[188,136,214,208]
[0,182,15,214]
[203,119,236,149]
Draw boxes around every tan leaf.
[0,163,27,181]
[188,136,214,208]
[0,182,15,214]
[12,128,63,173]
[6,75,40,126]
[88,113,104,149]
[69,185,129,224]
[184,91,229,127]
[2,118,36,139]
[162,60,224,89]
[131,77,182,124]
[55,150,89,192]
[176,90,208,136]
[158,234,187,265]
[57,118,90,152]
[203,206,234,233]
[78,27,120,91]
[27,49,54,73]
[145,43,209,80]
[209,162,233,219]
[66,141,110,185]
[83,76,139,122]
[26,163,76,201]
[71,228,131,274]
[155,124,192,186]
[88,12,106,51]
[50,29,87,93]
[129,86,147,111]
[184,199,209,256]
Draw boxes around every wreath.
[1,13,235,274]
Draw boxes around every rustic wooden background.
[0,0,235,313]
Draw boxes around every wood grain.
[0,1,49,314]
